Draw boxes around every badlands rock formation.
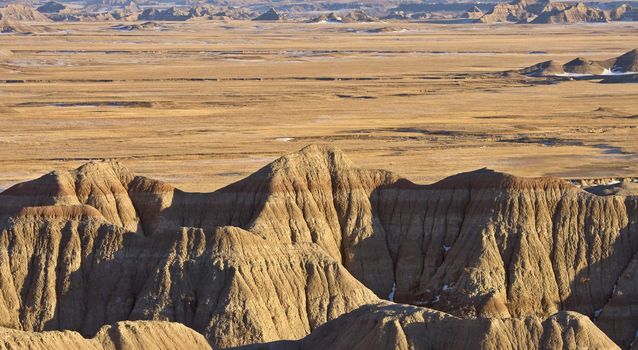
[253,8,281,21]
[0,145,636,348]
[521,49,638,77]
[531,2,608,24]
[477,0,610,24]
[0,321,212,350]
[243,302,619,350]
[0,4,51,22]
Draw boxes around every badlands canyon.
[1,1,638,349]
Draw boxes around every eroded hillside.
[0,145,636,348]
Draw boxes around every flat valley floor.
[1,21,637,191]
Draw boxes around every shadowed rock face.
[0,145,636,348]
[253,8,280,21]
[0,217,375,348]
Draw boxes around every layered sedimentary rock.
[477,0,564,23]
[0,321,212,350]
[0,145,637,348]
[240,302,620,350]
[477,0,610,24]
[531,2,609,24]
[0,215,375,347]
[0,154,380,347]
[0,4,51,22]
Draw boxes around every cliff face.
[0,145,636,348]
[0,200,376,348]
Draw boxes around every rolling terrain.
[0,21,637,193]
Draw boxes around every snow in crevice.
[432,294,440,303]
[388,282,397,302]
[442,244,451,253]
[593,308,602,319]
[631,330,638,348]
[442,284,453,291]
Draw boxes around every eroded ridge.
[0,145,636,348]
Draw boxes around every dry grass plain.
[1,21,637,191]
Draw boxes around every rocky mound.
[521,49,638,77]
[563,57,608,75]
[612,49,638,72]
[243,302,619,350]
[0,4,51,22]
[253,8,281,21]
[0,321,211,350]
[341,10,376,23]
[1,145,637,348]
[519,60,565,76]
[309,12,343,23]
[36,1,66,14]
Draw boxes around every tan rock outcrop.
[1,145,636,348]
[0,321,212,350]
[0,4,51,22]
[239,302,619,350]
[531,2,609,24]
[520,49,638,76]
[0,204,376,347]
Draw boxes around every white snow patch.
[442,244,451,252]
[275,137,294,142]
[442,284,453,291]
[554,69,637,78]
[602,68,638,76]
[432,294,440,303]
[388,282,397,302]
[555,72,594,77]
[631,329,638,348]
[594,308,602,319]
[612,284,617,294]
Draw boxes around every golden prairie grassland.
[1,21,637,191]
